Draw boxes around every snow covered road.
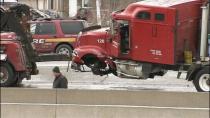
[20,61,196,92]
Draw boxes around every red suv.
[30,19,88,56]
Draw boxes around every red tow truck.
[0,4,68,87]
[72,0,210,92]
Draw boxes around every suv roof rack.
[32,18,52,21]
[32,18,87,21]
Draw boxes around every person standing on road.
[52,66,68,89]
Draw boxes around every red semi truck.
[72,0,210,92]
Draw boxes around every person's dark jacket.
[53,74,68,89]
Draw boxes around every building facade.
[75,0,142,26]
[19,0,142,26]
[19,0,69,17]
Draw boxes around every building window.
[136,11,151,20]
[82,0,92,8]
[155,13,165,21]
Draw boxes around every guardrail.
[1,88,209,118]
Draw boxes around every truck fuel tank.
[114,60,144,79]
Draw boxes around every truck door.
[109,20,120,57]
[31,22,57,53]
[132,10,154,62]
[151,8,177,65]
[110,20,131,58]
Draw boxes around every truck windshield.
[111,20,130,54]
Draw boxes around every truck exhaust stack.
[200,2,209,60]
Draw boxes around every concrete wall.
[1,88,209,118]
[2,104,208,118]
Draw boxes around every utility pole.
[96,0,102,25]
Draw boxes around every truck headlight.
[72,50,78,57]
[76,32,83,46]
[77,32,82,41]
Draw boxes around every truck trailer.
[72,0,210,92]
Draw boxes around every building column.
[96,0,101,25]
[69,0,77,17]
[58,0,64,16]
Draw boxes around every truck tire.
[193,67,210,92]
[56,44,73,56]
[0,62,17,87]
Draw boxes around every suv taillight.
[76,32,83,47]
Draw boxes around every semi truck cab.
[109,0,201,65]
[72,0,210,92]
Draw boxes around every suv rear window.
[31,22,56,35]
[60,21,84,34]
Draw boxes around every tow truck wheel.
[0,62,17,87]
[56,44,73,56]
[193,67,210,92]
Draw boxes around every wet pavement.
[21,61,196,92]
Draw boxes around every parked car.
[40,10,61,19]
[30,19,88,56]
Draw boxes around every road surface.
[21,61,196,92]
[2,61,207,118]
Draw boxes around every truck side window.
[35,22,56,35]
[136,11,151,20]
[155,13,165,21]
[118,20,130,54]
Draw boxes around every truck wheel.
[56,44,72,56]
[0,62,17,87]
[193,67,210,92]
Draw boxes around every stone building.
[76,0,142,26]
[19,0,69,17]
[18,0,142,26]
